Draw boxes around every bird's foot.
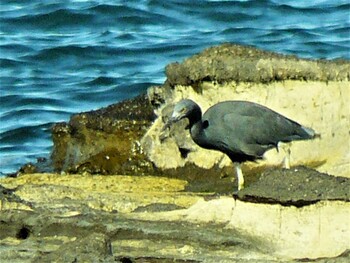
[283,155,291,169]
[278,142,291,169]
[238,183,244,191]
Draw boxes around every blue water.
[0,0,349,175]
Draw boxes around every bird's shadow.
[160,160,327,197]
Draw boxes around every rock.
[164,43,349,86]
[0,173,349,262]
[143,44,350,179]
[50,94,157,175]
[228,199,350,260]
[22,43,349,181]
[237,166,350,206]
[35,233,112,262]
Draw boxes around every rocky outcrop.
[144,44,350,178]
[164,43,349,86]
[37,43,350,182]
[1,171,349,262]
[50,94,157,175]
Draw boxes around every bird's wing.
[221,111,294,157]
[203,101,308,158]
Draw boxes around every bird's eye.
[203,120,209,129]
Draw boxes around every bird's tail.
[301,126,321,139]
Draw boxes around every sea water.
[1,0,349,175]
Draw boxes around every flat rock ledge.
[1,172,349,262]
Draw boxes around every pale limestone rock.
[0,173,199,213]
[228,199,350,259]
[133,197,350,260]
[143,80,350,177]
[184,197,235,223]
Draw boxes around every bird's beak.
[162,107,187,131]
[161,116,178,132]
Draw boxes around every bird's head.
[162,99,200,131]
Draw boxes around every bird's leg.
[278,142,291,169]
[234,162,244,191]
[283,148,291,169]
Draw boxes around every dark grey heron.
[163,99,318,191]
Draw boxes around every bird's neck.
[187,106,202,128]
[190,121,210,149]
[187,105,210,148]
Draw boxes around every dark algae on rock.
[51,94,157,175]
[237,166,350,207]
[165,43,350,87]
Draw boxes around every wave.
[3,8,94,28]
[0,122,52,145]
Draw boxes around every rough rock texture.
[50,94,157,175]
[1,172,349,262]
[164,43,349,86]
[237,166,350,206]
